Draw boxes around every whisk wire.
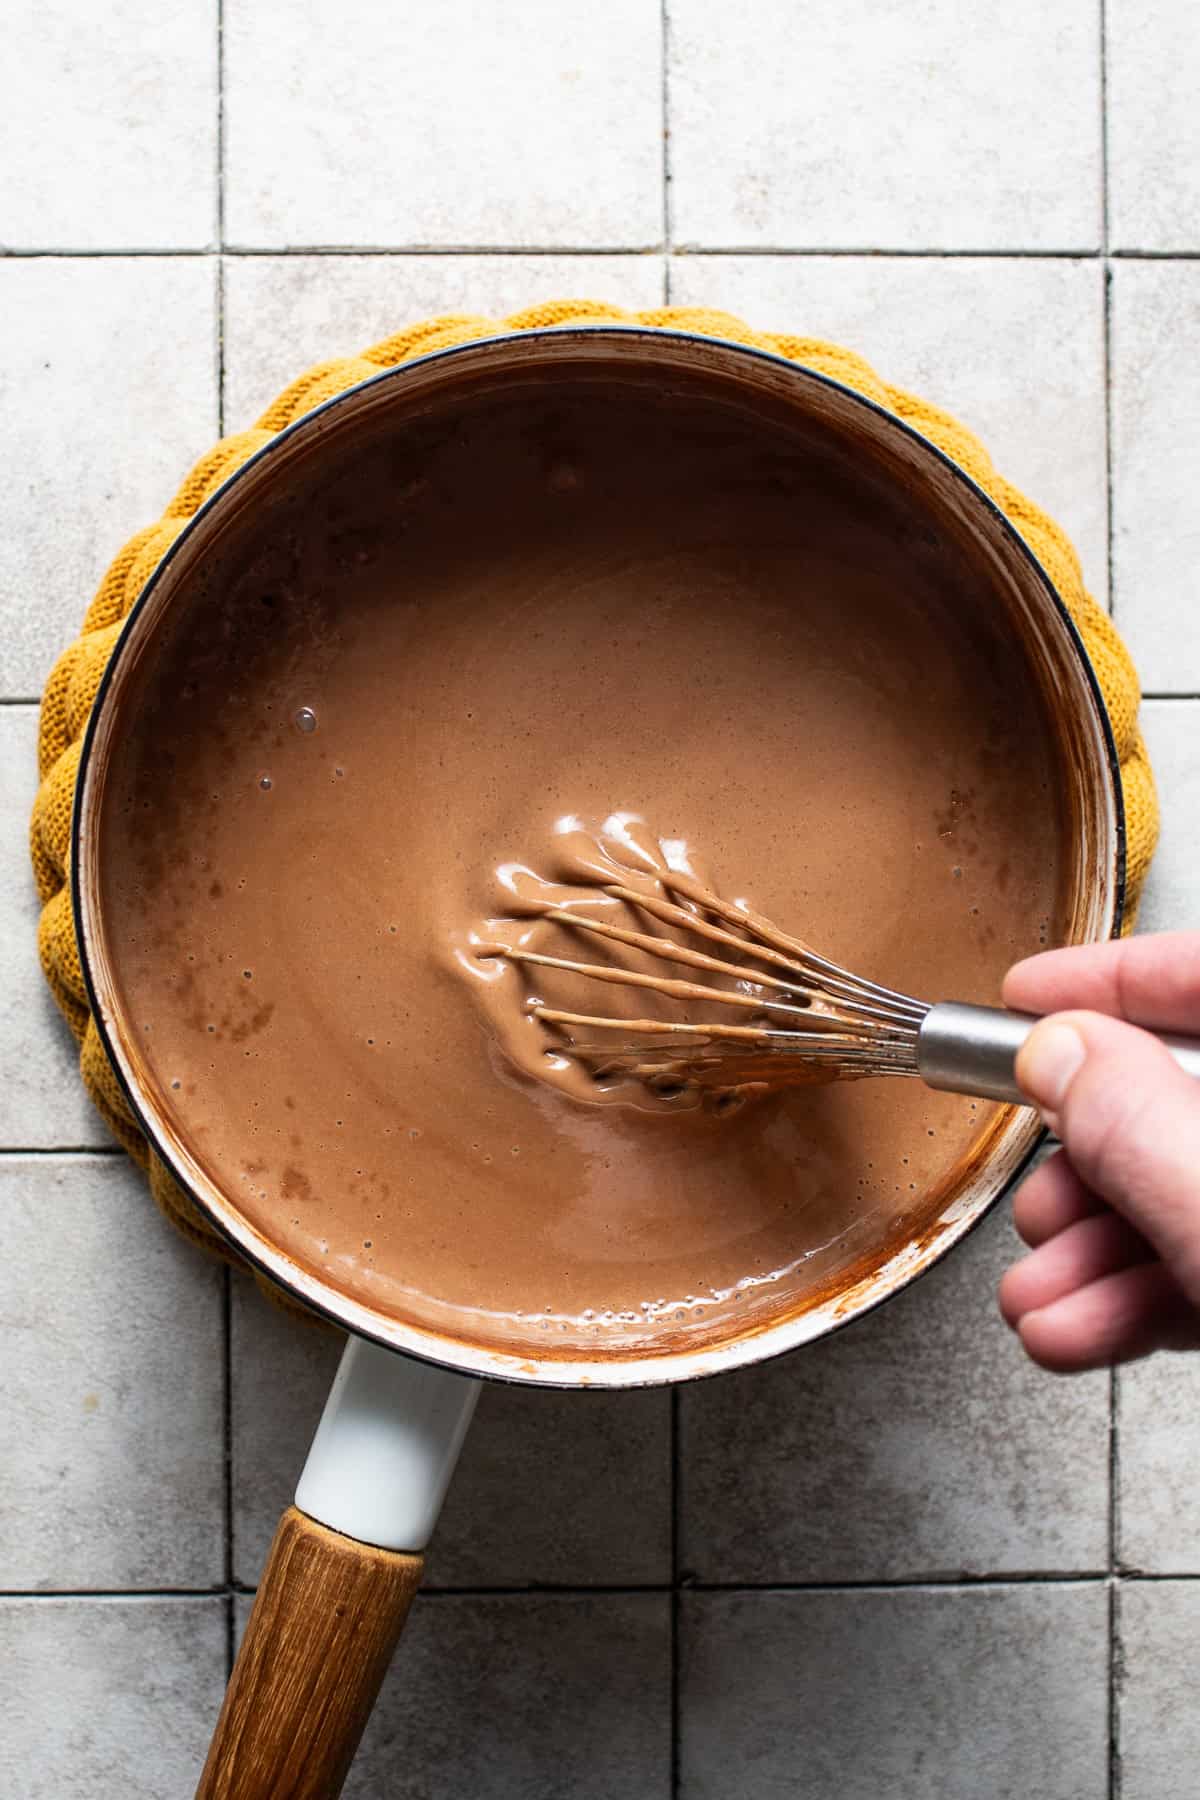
[489,867,931,1096]
[603,881,925,1029]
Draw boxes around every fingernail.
[1017,1020,1085,1112]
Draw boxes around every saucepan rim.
[71,325,1126,1388]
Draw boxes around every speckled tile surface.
[4,3,1198,1794]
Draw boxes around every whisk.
[494,870,1200,1105]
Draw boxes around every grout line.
[670,1387,681,1799]
[1109,1364,1120,1573]
[1099,0,1111,253]
[1109,1575,1121,1800]
[0,1588,237,1600]
[257,1575,1123,1598]
[187,242,669,258]
[1107,1571,1200,1583]
[1103,262,1116,620]
[214,0,226,442]
[320,1573,1123,1595]
[1098,0,1116,632]
[216,0,226,252]
[0,247,217,258]
[660,0,672,307]
[7,1572,1197,1603]
[5,245,1200,263]
[356,1572,1200,1590]
[1109,248,1200,260]
[677,1572,1118,1592]
[216,255,227,437]
[670,245,1106,260]
[0,697,45,707]
[0,244,663,260]
[298,1583,679,1599]
[0,1145,123,1157]
[1099,0,1116,628]
[1142,692,1200,701]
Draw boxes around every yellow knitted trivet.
[30,299,1159,1289]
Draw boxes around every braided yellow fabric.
[30,299,1159,1284]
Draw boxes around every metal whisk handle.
[918,1002,1200,1107]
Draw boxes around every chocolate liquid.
[98,370,1068,1359]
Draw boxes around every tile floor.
[2,2,1198,1794]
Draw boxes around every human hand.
[997,930,1200,1372]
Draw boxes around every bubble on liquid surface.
[259,775,272,791]
[294,706,318,734]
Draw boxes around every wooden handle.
[196,1505,423,1799]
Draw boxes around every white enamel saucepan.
[71,329,1124,1797]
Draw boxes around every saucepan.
[71,329,1124,1797]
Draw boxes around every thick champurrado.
[449,815,867,1107]
[99,374,1068,1358]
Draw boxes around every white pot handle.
[296,1333,480,1551]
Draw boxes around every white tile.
[432,1384,670,1588]
[668,254,1109,596]
[235,1591,671,1800]
[0,1155,224,1588]
[0,257,218,697]
[228,1279,341,1585]
[1118,1355,1200,1571]
[222,253,666,429]
[1108,1,1200,252]
[224,1,663,249]
[1137,702,1200,935]
[1117,1581,1200,1799]
[680,1585,1108,1800]
[230,1276,671,1588]
[1111,262,1200,693]
[680,1203,1109,1581]
[0,2,216,250]
[0,1598,225,1800]
[0,709,108,1147]
[668,0,1101,250]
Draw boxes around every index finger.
[1003,931,1200,1034]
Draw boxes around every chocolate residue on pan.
[96,369,1070,1360]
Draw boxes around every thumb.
[1016,1011,1200,1307]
